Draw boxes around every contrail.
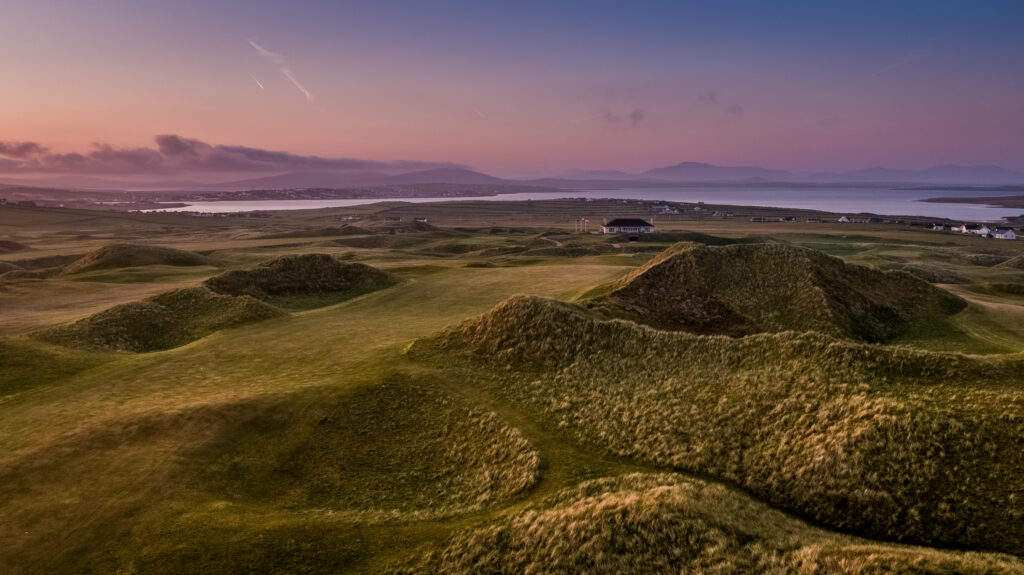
[474,107,486,119]
[247,38,314,101]
[249,75,265,90]
[570,111,607,123]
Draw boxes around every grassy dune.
[585,242,966,341]
[417,294,1024,553]
[394,474,1024,574]
[36,286,283,352]
[205,253,399,308]
[61,242,210,274]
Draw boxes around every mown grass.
[416,294,1024,554]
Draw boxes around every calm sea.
[149,186,1023,222]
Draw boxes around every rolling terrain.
[1,202,1023,573]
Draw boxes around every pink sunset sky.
[1,1,1022,180]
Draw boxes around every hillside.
[415,294,1024,554]
[585,242,966,341]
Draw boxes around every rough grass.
[203,253,398,308]
[195,379,541,519]
[894,263,967,284]
[585,242,966,342]
[393,474,1024,574]
[62,243,210,274]
[35,286,283,352]
[998,255,1024,270]
[0,260,21,273]
[415,295,1024,554]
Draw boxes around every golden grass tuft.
[393,473,1024,574]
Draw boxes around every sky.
[1,0,1022,180]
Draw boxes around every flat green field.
[2,201,1023,573]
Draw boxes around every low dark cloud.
[697,91,744,117]
[0,135,465,175]
[0,140,49,159]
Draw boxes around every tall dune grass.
[415,295,1024,553]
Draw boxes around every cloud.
[873,46,929,76]
[0,135,465,175]
[247,38,314,101]
[572,107,646,127]
[0,140,49,159]
[697,91,744,117]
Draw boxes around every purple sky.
[1,1,1022,180]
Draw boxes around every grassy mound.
[36,287,283,352]
[415,295,1024,553]
[204,253,398,308]
[998,254,1024,270]
[586,242,966,342]
[965,253,1010,267]
[394,474,1024,574]
[197,380,540,518]
[62,243,209,274]
[0,239,29,253]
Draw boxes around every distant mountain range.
[2,162,1022,192]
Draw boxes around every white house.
[993,227,1016,240]
[932,223,947,231]
[838,216,851,223]
[601,218,655,234]
[959,224,991,235]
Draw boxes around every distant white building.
[838,216,851,223]
[957,224,991,235]
[601,218,654,234]
[932,223,947,231]
[993,227,1016,240]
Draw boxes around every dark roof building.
[601,218,654,234]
